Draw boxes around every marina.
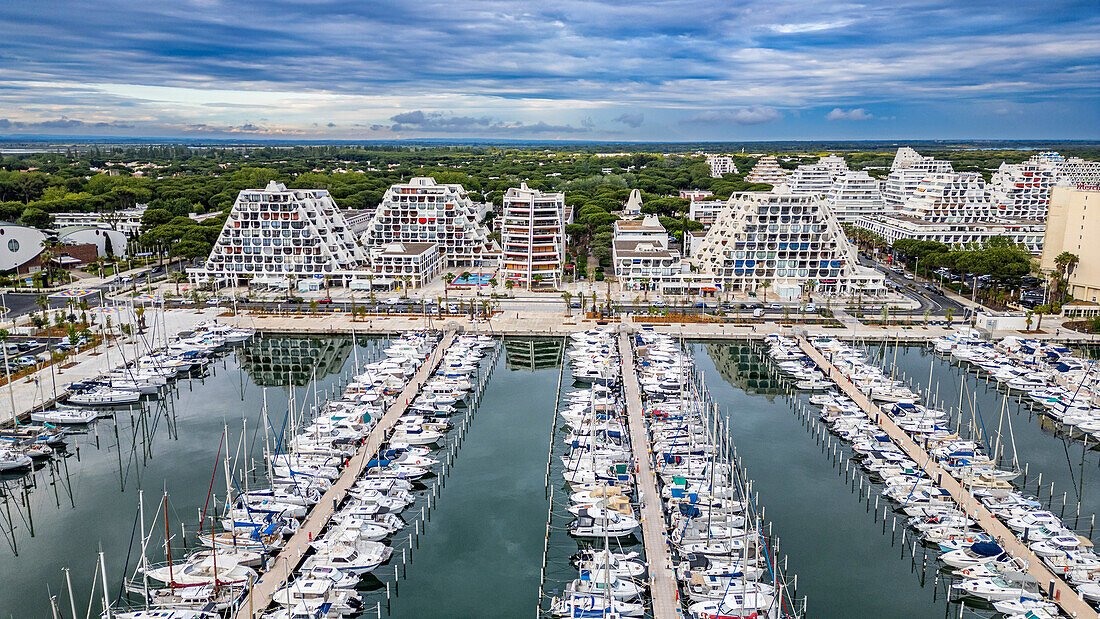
[9,329,1100,617]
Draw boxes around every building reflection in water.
[239,334,358,386]
[705,340,785,397]
[505,338,563,372]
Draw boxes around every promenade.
[237,329,455,618]
[0,308,219,426]
[216,309,1098,343]
[619,331,680,619]
[797,337,1098,619]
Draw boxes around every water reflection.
[504,337,563,371]
[239,334,356,386]
[706,341,785,396]
[0,335,379,617]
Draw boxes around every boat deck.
[236,329,456,618]
[619,331,681,619]
[797,336,1099,619]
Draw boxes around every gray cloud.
[389,110,589,134]
[613,113,644,128]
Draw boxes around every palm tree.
[562,291,573,316]
[443,272,455,307]
[944,308,955,326]
[401,276,412,299]
[1053,252,1080,302]
[35,295,48,322]
[78,299,89,327]
[758,280,771,304]
[488,277,498,297]
[533,274,544,289]
[170,271,186,296]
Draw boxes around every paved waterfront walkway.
[619,331,680,619]
[0,308,219,426]
[797,337,1098,619]
[238,329,455,618]
[221,310,1099,344]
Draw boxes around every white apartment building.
[193,181,367,287]
[787,164,834,196]
[52,204,148,237]
[613,215,669,245]
[612,216,683,291]
[891,146,927,170]
[990,162,1057,220]
[691,192,885,297]
[1056,157,1100,187]
[364,177,496,268]
[825,171,886,223]
[883,148,954,207]
[688,199,728,226]
[857,172,1045,253]
[360,242,442,290]
[745,156,787,185]
[706,154,738,178]
[500,182,566,289]
[817,154,850,178]
[856,216,1044,254]
[898,172,995,222]
[680,189,714,201]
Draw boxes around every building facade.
[744,156,787,185]
[363,242,442,289]
[364,177,496,268]
[990,162,1057,220]
[1040,187,1100,302]
[691,192,885,297]
[857,215,1045,254]
[500,183,566,288]
[705,155,738,178]
[817,154,850,179]
[688,199,728,226]
[825,171,885,222]
[52,204,148,237]
[883,148,954,207]
[786,164,834,196]
[192,181,367,286]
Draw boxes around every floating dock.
[797,336,1099,619]
[236,329,456,618]
[619,331,680,619]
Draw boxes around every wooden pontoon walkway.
[797,336,1098,619]
[619,331,681,619]
[236,329,456,618]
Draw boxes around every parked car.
[768,303,782,310]
[753,308,764,318]
[805,303,817,313]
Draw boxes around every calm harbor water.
[14,335,1094,618]
[694,341,959,619]
[0,334,381,618]
[878,342,1100,542]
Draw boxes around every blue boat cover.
[971,541,1003,556]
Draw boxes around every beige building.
[1041,187,1100,302]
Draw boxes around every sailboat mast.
[64,567,77,619]
[138,490,149,605]
[98,548,109,619]
[164,492,174,589]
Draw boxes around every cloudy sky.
[1,0,1097,140]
